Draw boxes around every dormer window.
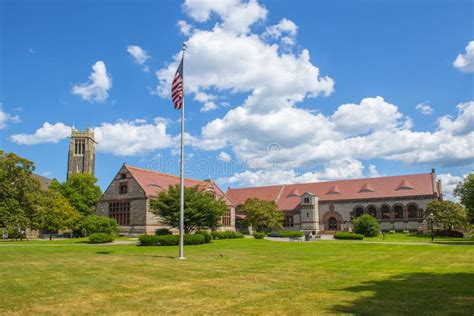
[121,173,126,179]
[304,197,310,204]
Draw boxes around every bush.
[155,228,172,236]
[334,232,364,240]
[82,215,119,236]
[353,215,380,237]
[139,234,208,246]
[195,230,213,243]
[211,231,244,240]
[267,231,304,238]
[139,235,159,246]
[434,230,464,238]
[88,233,115,243]
[253,232,266,239]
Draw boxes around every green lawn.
[0,239,473,315]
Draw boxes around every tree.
[0,150,41,233]
[353,214,380,237]
[82,215,119,236]
[37,190,82,240]
[150,185,227,233]
[50,173,102,217]
[241,198,283,232]
[426,200,468,231]
[454,173,474,223]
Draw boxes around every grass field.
[0,238,473,315]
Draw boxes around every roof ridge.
[275,185,286,204]
[126,165,206,184]
[226,172,432,190]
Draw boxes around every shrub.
[6,229,26,240]
[253,232,266,239]
[82,215,119,236]
[195,230,213,243]
[211,231,244,240]
[155,228,172,236]
[139,235,159,246]
[267,231,304,238]
[434,229,464,238]
[353,215,380,237]
[88,233,115,243]
[139,234,207,246]
[334,232,364,240]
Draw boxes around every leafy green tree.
[82,215,120,236]
[352,214,380,237]
[426,200,468,231]
[150,185,227,233]
[241,198,283,232]
[454,173,474,223]
[0,150,41,232]
[50,173,102,217]
[37,190,82,239]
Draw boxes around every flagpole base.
[178,256,186,260]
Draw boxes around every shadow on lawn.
[95,251,175,260]
[331,272,474,315]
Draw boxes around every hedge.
[89,233,115,243]
[195,230,213,243]
[334,232,364,240]
[253,232,266,239]
[211,231,244,240]
[139,234,208,246]
[267,231,304,238]
[352,214,380,237]
[155,228,172,236]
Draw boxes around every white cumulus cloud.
[453,41,474,73]
[71,61,112,103]
[218,151,232,162]
[177,20,193,35]
[416,102,434,115]
[156,0,334,113]
[94,117,173,156]
[11,122,71,144]
[127,45,150,71]
[0,104,20,129]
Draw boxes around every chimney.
[431,168,436,174]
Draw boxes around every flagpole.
[178,43,186,260]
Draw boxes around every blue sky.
[1,0,473,198]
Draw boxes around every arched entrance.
[322,210,343,231]
[328,217,338,230]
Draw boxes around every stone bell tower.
[67,128,96,179]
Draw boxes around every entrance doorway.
[328,217,338,230]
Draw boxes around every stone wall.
[318,196,436,232]
[96,165,149,235]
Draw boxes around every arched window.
[381,205,390,219]
[407,204,418,218]
[367,205,377,218]
[354,206,364,218]
[394,204,404,219]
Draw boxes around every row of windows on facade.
[108,201,233,227]
[282,203,423,228]
[352,203,422,220]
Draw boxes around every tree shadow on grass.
[331,273,474,315]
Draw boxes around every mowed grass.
[0,239,473,315]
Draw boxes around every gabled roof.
[125,165,233,205]
[227,172,440,211]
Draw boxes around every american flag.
[171,57,184,110]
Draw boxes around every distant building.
[67,128,95,179]
[96,164,235,235]
[32,174,52,190]
[227,169,443,235]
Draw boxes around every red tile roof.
[125,165,233,205]
[227,172,440,211]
